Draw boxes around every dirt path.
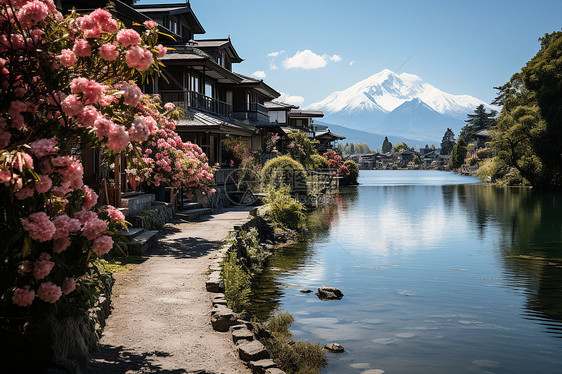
[87,207,253,374]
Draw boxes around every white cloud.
[267,50,286,57]
[329,54,342,62]
[349,61,355,66]
[251,70,266,79]
[283,50,328,70]
[269,61,278,70]
[278,92,305,106]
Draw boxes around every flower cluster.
[128,97,216,195]
[0,3,159,317]
[323,150,349,177]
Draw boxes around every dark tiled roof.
[264,101,299,110]
[289,110,324,118]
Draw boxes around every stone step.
[127,230,158,256]
[176,208,212,221]
[120,227,144,240]
[182,202,203,210]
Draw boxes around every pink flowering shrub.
[0,2,169,356]
[127,96,216,196]
[323,150,349,177]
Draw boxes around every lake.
[249,170,562,374]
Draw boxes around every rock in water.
[316,287,344,300]
[325,343,345,352]
[300,289,313,293]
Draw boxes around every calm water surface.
[249,170,562,374]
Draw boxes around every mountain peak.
[308,69,490,115]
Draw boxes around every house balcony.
[158,90,232,118]
[232,102,270,123]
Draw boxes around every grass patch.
[255,311,327,374]
[95,257,147,273]
[221,251,251,315]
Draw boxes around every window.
[191,75,199,92]
[217,52,225,68]
[205,82,214,98]
[168,18,178,34]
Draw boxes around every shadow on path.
[86,345,186,373]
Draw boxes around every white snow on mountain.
[308,69,491,117]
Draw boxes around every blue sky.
[137,0,562,107]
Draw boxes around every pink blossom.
[35,174,52,193]
[144,20,157,29]
[17,1,49,28]
[61,94,84,117]
[94,117,116,139]
[53,236,71,253]
[101,18,118,33]
[12,152,33,172]
[76,105,100,127]
[116,28,141,47]
[57,49,77,67]
[37,282,62,303]
[106,205,125,222]
[30,137,56,158]
[73,39,91,57]
[62,278,76,295]
[15,187,34,200]
[74,209,97,223]
[106,124,130,152]
[53,214,81,239]
[82,216,107,240]
[155,44,167,59]
[92,235,113,255]
[21,212,55,242]
[118,83,142,106]
[30,28,45,44]
[12,288,35,307]
[82,185,98,209]
[128,117,150,142]
[70,77,104,104]
[164,103,175,110]
[125,46,153,71]
[98,43,119,61]
[61,158,84,189]
[33,252,55,280]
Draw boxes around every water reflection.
[248,171,562,373]
[456,185,562,330]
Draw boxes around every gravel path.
[87,207,253,374]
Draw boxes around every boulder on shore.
[237,340,270,362]
[324,342,345,352]
[316,287,344,300]
[211,307,238,332]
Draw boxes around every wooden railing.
[158,90,232,117]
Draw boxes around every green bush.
[341,160,359,185]
[259,311,328,374]
[264,187,304,230]
[234,227,268,272]
[261,156,308,195]
[469,157,480,166]
[220,252,251,314]
[308,154,329,171]
[286,131,318,166]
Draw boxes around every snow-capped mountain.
[308,69,493,142]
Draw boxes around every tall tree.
[459,104,497,144]
[440,128,456,155]
[449,138,467,170]
[487,30,562,189]
[381,137,392,153]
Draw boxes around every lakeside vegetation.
[444,30,562,190]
